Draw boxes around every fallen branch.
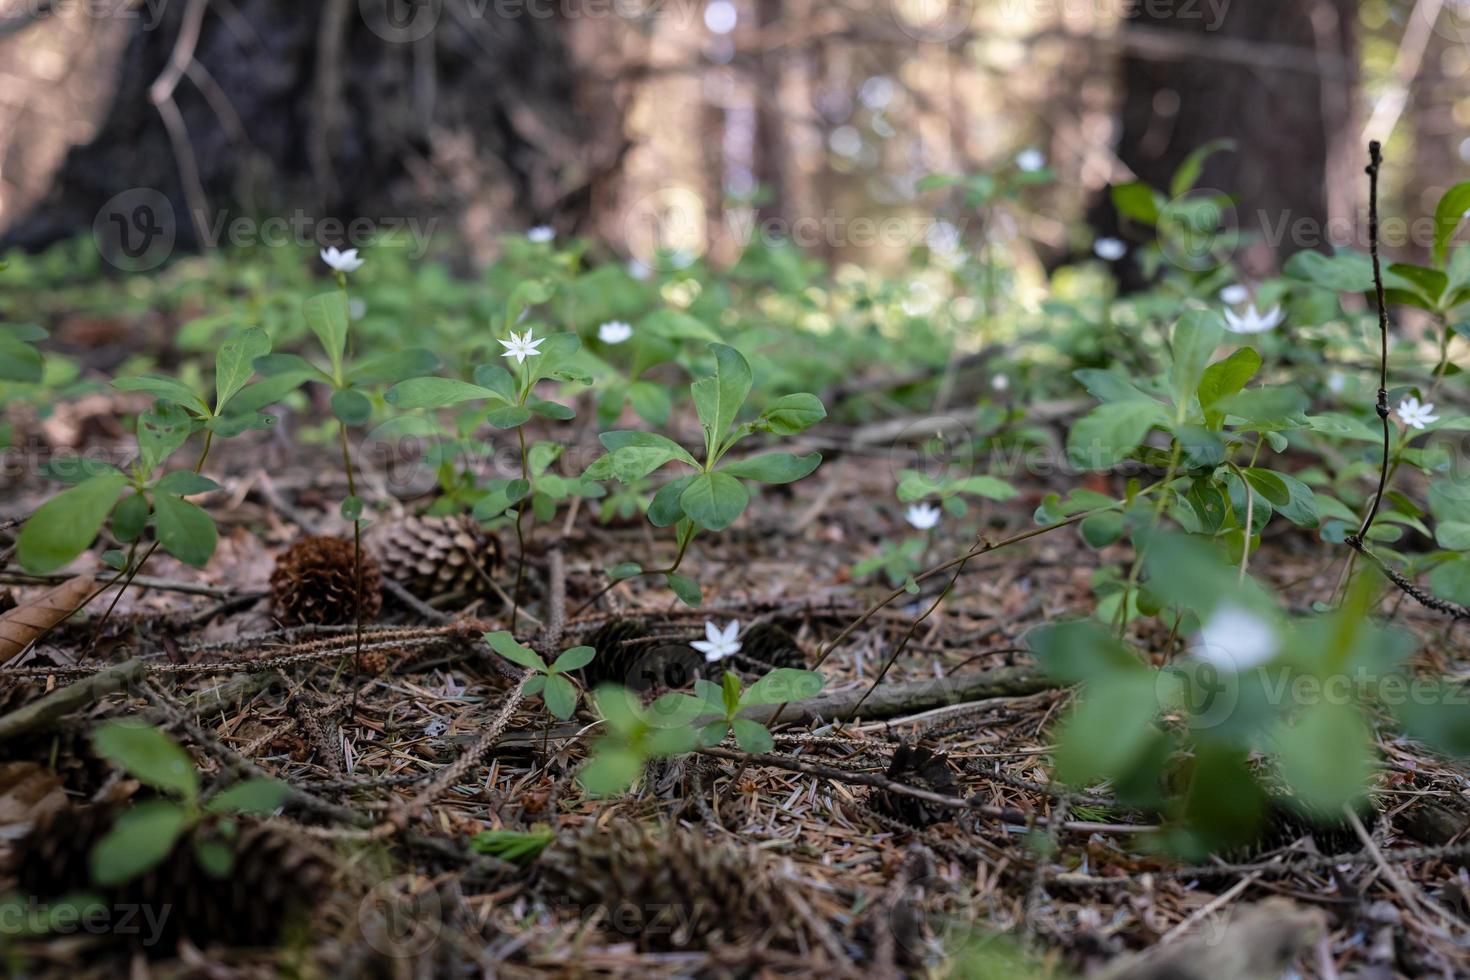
[0,658,145,741]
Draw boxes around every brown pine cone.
[733,621,808,670]
[537,820,770,950]
[11,804,331,950]
[574,617,704,692]
[271,535,382,627]
[871,744,960,828]
[368,514,499,601]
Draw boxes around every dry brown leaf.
[0,574,96,663]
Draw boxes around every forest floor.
[3,390,1470,979]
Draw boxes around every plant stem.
[339,420,364,685]
[510,425,531,631]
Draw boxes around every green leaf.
[154,471,220,495]
[17,473,129,574]
[720,452,821,484]
[205,778,290,815]
[641,309,720,342]
[579,746,645,796]
[731,718,774,754]
[303,291,351,377]
[194,838,234,878]
[91,721,199,798]
[600,430,699,467]
[330,387,373,425]
[665,571,702,606]
[1170,310,1225,414]
[1027,620,1144,684]
[347,348,441,385]
[0,336,43,383]
[949,475,1020,501]
[213,327,270,413]
[758,393,826,435]
[1275,700,1372,812]
[1052,672,1161,786]
[552,646,596,673]
[606,561,642,582]
[626,381,672,426]
[386,377,499,409]
[525,332,584,387]
[647,477,692,526]
[114,375,206,413]
[1080,511,1124,548]
[472,364,519,402]
[1111,181,1161,224]
[1434,181,1470,266]
[112,493,149,543]
[485,631,547,671]
[1198,347,1261,419]
[1214,385,1310,426]
[484,404,534,429]
[1170,138,1234,198]
[680,472,750,530]
[469,827,555,865]
[740,668,825,706]
[691,343,753,450]
[1282,249,1373,293]
[153,493,217,568]
[542,674,579,720]
[523,674,547,695]
[1066,401,1168,470]
[89,801,188,887]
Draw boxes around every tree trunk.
[0,0,627,260]
[1101,0,1358,279]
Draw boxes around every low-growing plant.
[87,721,288,885]
[484,630,595,721]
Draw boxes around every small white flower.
[320,246,364,273]
[1396,396,1440,430]
[905,503,942,531]
[598,320,633,345]
[1093,237,1127,261]
[691,619,742,663]
[498,329,545,364]
[527,225,555,244]
[1016,148,1046,173]
[991,373,1010,392]
[1327,370,1346,394]
[1219,284,1250,305]
[627,259,652,281]
[1193,603,1278,673]
[1223,304,1284,335]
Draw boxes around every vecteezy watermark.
[7,0,172,30]
[357,874,442,958]
[91,189,440,271]
[993,0,1231,31]
[357,0,701,43]
[888,0,976,43]
[0,897,172,946]
[1256,208,1461,254]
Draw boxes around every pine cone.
[537,820,768,950]
[871,744,959,828]
[11,804,330,950]
[575,617,705,692]
[271,536,382,627]
[369,514,499,601]
[734,621,807,670]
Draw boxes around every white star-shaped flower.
[320,246,364,273]
[991,373,1010,392]
[1219,284,1250,305]
[498,329,545,364]
[1223,304,1284,335]
[691,620,742,663]
[598,320,633,345]
[1192,603,1278,673]
[905,503,942,530]
[1016,148,1046,173]
[1396,396,1440,430]
[527,225,555,244]
[1093,237,1127,261]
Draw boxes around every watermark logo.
[624,185,708,272]
[889,0,976,43]
[357,874,442,958]
[359,0,441,42]
[93,188,176,272]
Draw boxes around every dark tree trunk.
[1,0,627,259]
[1099,0,1358,278]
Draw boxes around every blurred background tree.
[0,0,1462,274]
